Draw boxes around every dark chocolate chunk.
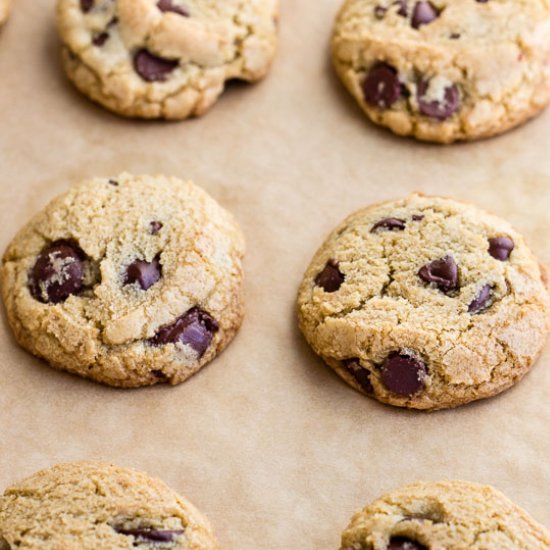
[411,1,439,29]
[380,352,427,396]
[417,79,460,120]
[125,256,162,291]
[149,307,219,357]
[363,64,401,109]
[80,0,93,12]
[371,217,406,233]
[488,236,514,261]
[92,32,109,47]
[150,221,163,234]
[418,255,458,291]
[315,260,345,293]
[468,284,493,314]
[29,241,85,304]
[342,359,374,393]
[388,537,428,550]
[134,49,179,82]
[157,0,189,16]
[115,527,184,543]
[394,0,408,16]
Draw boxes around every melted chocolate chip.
[380,353,427,396]
[134,49,179,82]
[342,359,374,393]
[150,221,163,234]
[394,0,408,16]
[374,5,387,18]
[388,537,428,550]
[468,284,493,314]
[315,260,345,293]
[29,241,85,304]
[125,256,162,291]
[108,179,119,186]
[450,32,461,39]
[157,0,189,16]
[371,217,406,233]
[80,0,93,12]
[417,79,460,120]
[418,255,458,292]
[151,369,167,379]
[149,307,219,357]
[412,214,424,221]
[488,236,514,261]
[363,64,401,109]
[116,527,184,542]
[411,1,439,29]
[92,32,109,47]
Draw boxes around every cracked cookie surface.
[56,0,278,119]
[0,0,11,27]
[298,194,550,410]
[0,461,219,549]
[332,0,550,143]
[340,480,550,549]
[0,173,245,388]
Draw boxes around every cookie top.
[332,0,550,143]
[0,462,219,549]
[56,0,278,119]
[0,0,11,26]
[341,480,550,549]
[1,173,245,388]
[298,194,550,410]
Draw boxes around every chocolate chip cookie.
[340,480,550,549]
[332,0,550,143]
[56,0,278,119]
[0,173,245,387]
[0,0,11,26]
[0,461,219,549]
[298,194,550,410]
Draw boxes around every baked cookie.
[0,173,245,388]
[0,0,11,27]
[56,0,278,119]
[0,461,219,549]
[332,0,550,143]
[298,194,550,410]
[340,480,550,549]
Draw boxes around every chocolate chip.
[450,32,461,39]
[468,284,493,314]
[108,179,118,186]
[80,0,93,12]
[411,1,439,28]
[133,49,179,82]
[125,256,162,291]
[418,255,458,291]
[417,79,460,120]
[488,236,514,261]
[374,5,387,18]
[363,64,401,109]
[342,359,374,393]
[29,241,85,304]
[157,0,189,16]
[388,537,428,550]
[150,221,163,234]
[314,260,345,293]
[115,527,184,543]
[476,0,489,3]
[412,214,424,221]
[149,307,219,357]
[92,32,109,47]
[380,353,427,396]
[371,217,406,233]
[394,0,408,16]
[151,369,167,379]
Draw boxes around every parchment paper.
[1,1,550,548]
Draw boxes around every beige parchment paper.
[1,1,550,548]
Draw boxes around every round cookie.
[0,461,219,549]
[332,0,550,143]
[56,0,279,119]
[297,194,550,410]
[0,173,245,388]
[340,480,550,549]
[0,0,11,27]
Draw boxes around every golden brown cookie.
[298,194,550,410]
[1,173,245,388]
[332,0,550,143]
[56,0,279,119]
[340,480,550,549]
[0,462,219,549]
